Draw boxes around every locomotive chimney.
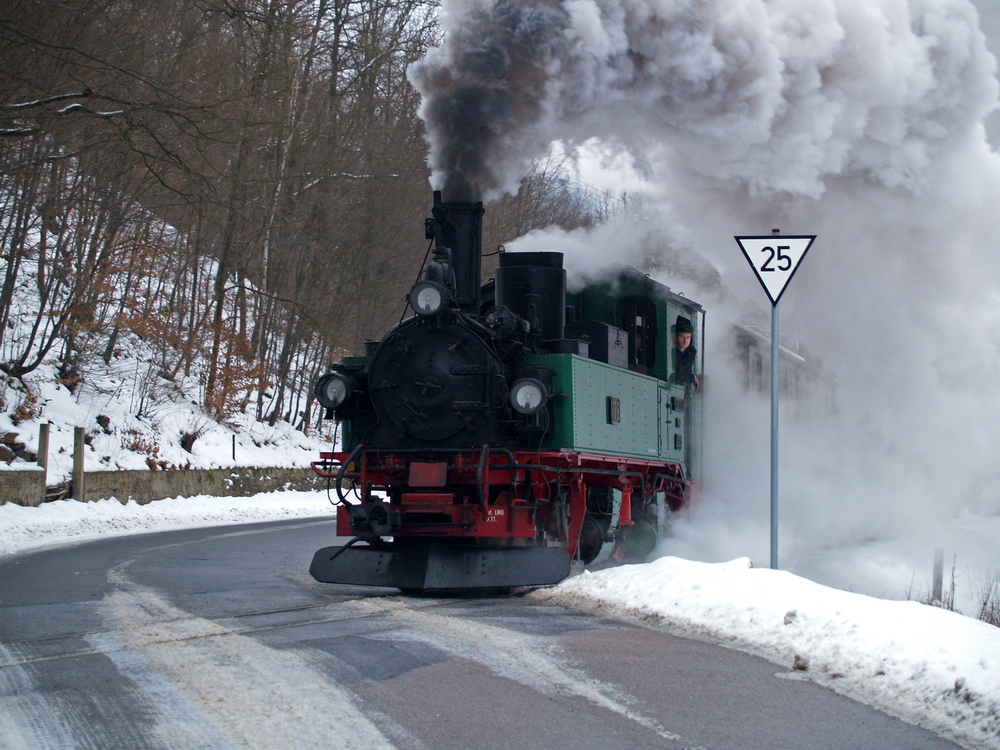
[427,190,485,312]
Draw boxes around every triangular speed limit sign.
[735,235,815,306]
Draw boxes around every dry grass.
[911,557,1000,629]
[974,566,1000,628]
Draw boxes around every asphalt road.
[0,518,963,749]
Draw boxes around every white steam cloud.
[411,0,1000,605]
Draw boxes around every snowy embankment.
[0,491,336,558]
[534,557,1000,750]
[2,493,999,749]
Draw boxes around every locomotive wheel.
[577,514,606,565]
[619,518,659,561]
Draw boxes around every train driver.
[674,317,700,391]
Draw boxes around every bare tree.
[0,0,619,435]
[482,152,620,280]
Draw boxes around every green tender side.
[516,353,689,464]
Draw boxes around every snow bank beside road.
[534,557,1000,750]
[0,491,335,558]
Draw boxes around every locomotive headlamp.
[409,281,448,316]
[510,377,547,415]
[315,372,351,409]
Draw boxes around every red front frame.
[312,447,687,558]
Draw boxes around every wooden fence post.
[37,423,49,470]
[38,423,49,505]
[73,426,86,502]
[932,548,944,603]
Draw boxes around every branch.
[0,125,40,137]
[54,103,127,118]
[0,90,92,110]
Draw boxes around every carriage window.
[618,297,657,374]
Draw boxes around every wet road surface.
[0,518,964,749]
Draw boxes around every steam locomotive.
[309,192,703,591]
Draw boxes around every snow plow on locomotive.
[310,192,703,591]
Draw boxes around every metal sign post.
[735,230,815,569]
[770,299,779,570]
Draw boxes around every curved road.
[0,518,961,749]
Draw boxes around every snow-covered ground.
[0,491,336,558]
[0,358,332,481]
[537,557,1000,750]
[1,491,998,749]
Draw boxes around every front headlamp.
[315,372,351,409]
[409,281,448,316]
[510,377,547,415]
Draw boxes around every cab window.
[618,297,657,374]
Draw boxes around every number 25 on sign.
[735,235,815,306]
